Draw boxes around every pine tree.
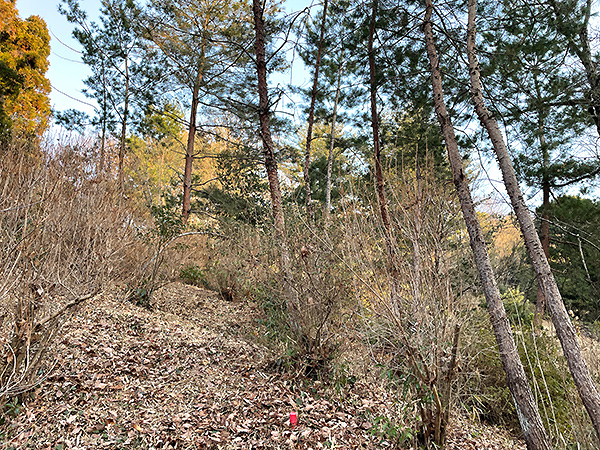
[300,0,329,219]
[295,0,355,221]
[467,0,600,438]
[252,0,296,322]
[142,0,253,223]
[541,195,600,322]
[424,1,553,446]
[544,0,600,136]
[60,0,151,189]
[475,0,600,324]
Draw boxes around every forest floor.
[1,282,526,449]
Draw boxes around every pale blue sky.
[16,0,101,117]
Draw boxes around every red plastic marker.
[290,411,298,427]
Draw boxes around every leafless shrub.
[339,162,473,448]
[0,141,143,408]
[171,216,351,377]
[153,221,269,305]
[283,217,354,377]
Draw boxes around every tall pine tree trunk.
[182,29,208,224]
[535,111,551,327]
[424,2,552,448]
[182,82,200,223]
[99,64,107,176]
[252,0,293,288]
[368,0,394,267]
[467,0,600,440]
[118,58,129,194]
[324,62,342,224]
[303,0,329,219]
[99,110,106,175]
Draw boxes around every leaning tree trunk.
[423,1,552,448]
[303,0,329,219]
[467,0,600,440]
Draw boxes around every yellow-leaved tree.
[0,0,51,143]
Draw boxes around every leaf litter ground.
[2,283,526,449]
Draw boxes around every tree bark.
[118,57,129,194]
[534,109,551,327]
[182,26,208,224]
[368,0,395,268]
[99,63,107,176]
[252,0,292,276]
[303,0,329,219]
[182,82,199,223]
[466,0,600,440]
[99,108,106,176]
[324,62,342,224]
[424,2,552,448]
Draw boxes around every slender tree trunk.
[252,0,292,277]
[99,111,106,175]
[118,58,129,194]
[182,82,200,223]
[303,0,329,219]
[324,62,342,224]
[368,0,394,266]
[541,172,550,257]
[467,0,600,440]
[535,111,551,327]
[160,145,165,197]
[182,29,208,224]
[99,64,107,176]
[438,324,460,446]
[424,2,552,448]
[412,151,422,308]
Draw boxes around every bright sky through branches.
[15,0,313,119]
[14,0,517,211]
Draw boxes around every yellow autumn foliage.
[0,1,51,140]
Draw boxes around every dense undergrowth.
[0,144,147,411]
[1,140,599,449]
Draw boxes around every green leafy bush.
[179,264,207,288]
[369,414,416,447]
[127,277,152,309]
[150,191,184,242]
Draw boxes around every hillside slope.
[1,283,525,449]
